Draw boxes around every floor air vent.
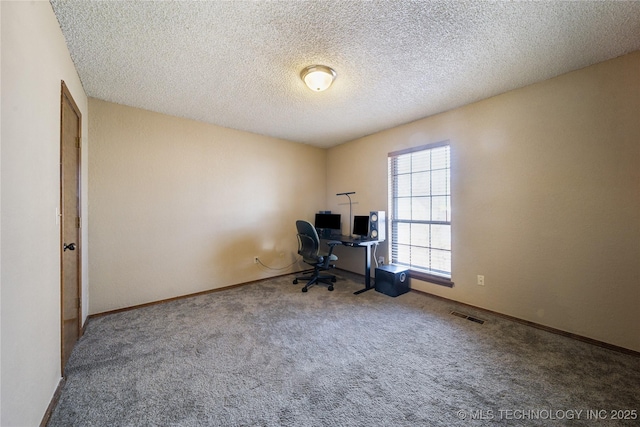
[450,311,485,324]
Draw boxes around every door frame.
[60,80,83,375]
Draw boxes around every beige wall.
[88,99,326,313]
[327,52,640,352]
[1,2,89,425]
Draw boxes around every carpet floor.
[49,272,640,426]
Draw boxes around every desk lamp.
[336,192,355,236]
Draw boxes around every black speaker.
[369,211,386,241]
[375,264,409,297]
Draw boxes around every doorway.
[60,81,82,374]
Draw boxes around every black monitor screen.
[314,213,341,230]
[353,215,369,237]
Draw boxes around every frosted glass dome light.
[301,65,336,92]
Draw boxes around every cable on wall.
[255,257,302,271]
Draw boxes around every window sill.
[409,270,454,288]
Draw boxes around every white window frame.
[388,141,453,287]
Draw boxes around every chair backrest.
[296,220,321,263]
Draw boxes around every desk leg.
[354,244,374,295]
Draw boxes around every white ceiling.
[50,0,640,148]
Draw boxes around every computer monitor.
[353,215,369,239]
[314,213,341,231]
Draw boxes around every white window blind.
[388,142,452,281]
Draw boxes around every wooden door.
[60,81,82,374]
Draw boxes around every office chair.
[293,220,341,292]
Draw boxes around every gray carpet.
[49,272,640,426]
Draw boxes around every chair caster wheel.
[328,286,334,291]
[331,277,337,282]
[293,279,298,284]
[302,287,308,293]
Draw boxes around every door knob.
[63,242,76,252]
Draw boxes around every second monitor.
[353,215,370,239]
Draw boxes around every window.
[388,142,453,286]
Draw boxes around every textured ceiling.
[50,0,640,148]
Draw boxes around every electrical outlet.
[477,275,485,286]
[378,256,384,265]
[254,256,259,264]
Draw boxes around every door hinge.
[76,136,81,148]
[76,217,81,228]
[76,298,81,309]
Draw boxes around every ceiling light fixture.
[300,65,336,92]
